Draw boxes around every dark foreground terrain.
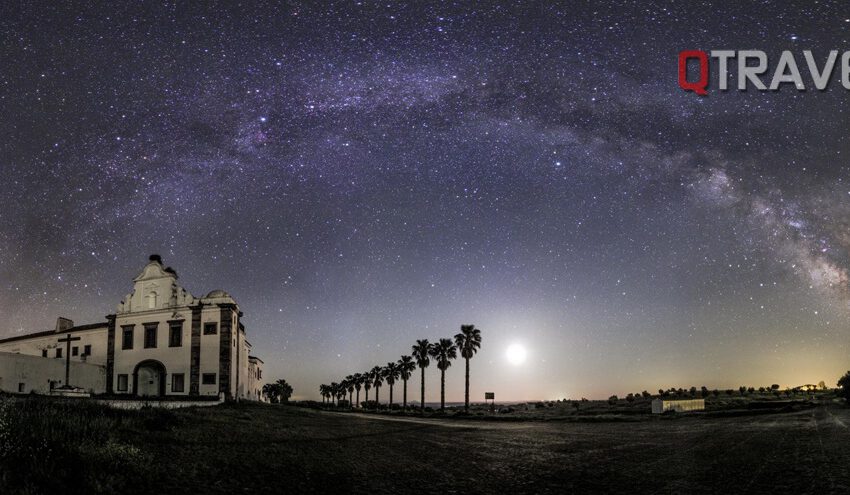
[2,398,850,494]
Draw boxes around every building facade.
[0,255,264,400]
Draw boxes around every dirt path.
[320,409,536,430]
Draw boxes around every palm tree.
[454,325,483,412]
[412,339,431,414]
[330,382,339,407]
[371,366,384,408]
[337,381,348,406]
[429,338,457,410]
[345,375,355,409]
[319,384,328,406]
[363,370,372,406]
[398,355,416,410]
[384,362,400,408]
[353,373,363,408]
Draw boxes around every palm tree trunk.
[375,385,380,406]
[420,368,426,414]
[356,390,360,408]
[365,388,369,405]
[389,384,394,407]
[465,356,470,412]
[349,391,353,408]
[403,378,407,410]
[440,369,445,410]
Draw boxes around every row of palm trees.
[319,325,482,412]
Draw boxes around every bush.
[837,371,850,401]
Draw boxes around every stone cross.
[57,333,81,388]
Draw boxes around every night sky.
[3,1,850,401]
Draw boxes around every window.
[203,322,217,335]
[18,383,25,393]
[202,373,217,385]
[55,348,62,358]
[41,349,47,358]
[117,374,128,392]
[169,322,183,347]
[121,326,134,350]
[172,373,185,393]
[147,291,157,309]
[83,345,91,356]
[72,346,79,356]
[144,324,157,348]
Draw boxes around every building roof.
[248,355,264,363]
[0,322,108,345]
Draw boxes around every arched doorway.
[133,360,166,397]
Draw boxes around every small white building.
[0,255,265,401]
[651,398,705,414]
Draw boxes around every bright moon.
[506,343,527,365]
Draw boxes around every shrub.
[837,371,850,401]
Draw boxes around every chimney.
[55,317,74,333]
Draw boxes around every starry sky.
[3,1,850,401]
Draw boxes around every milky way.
[3,2,850,400]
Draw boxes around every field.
[2,397,850,494]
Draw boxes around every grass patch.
[0,396,176,494]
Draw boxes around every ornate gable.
[117,255,197,313]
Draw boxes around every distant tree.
[329,382,339,407]
[572,401,581,411]
[837,372,850,401]
[689,386,697,397]
[318,384,328,406]
[701,386,709,398]
[353,373,363,408]
[739,386,747,396]
[758,387,766,393]
[454,324,483,412]
[336,382,347,406]
[363,370,372,406]
[370,366,384,407]
[608,395,618,405]
[412,339,431,414]
[398,355,416,410]
[337,379,346,406]
[818,380,827,390]
[770,384,780,391]
[725,389,734,396]
[429,338,458,410]
[658,389,664,396]
[263,379,293,404]
[748,387,755,393]
[383,362,400,407]
[264,383,279,403]
[626,393,635,403]
[345,375,357,409]
[642,391,651,399]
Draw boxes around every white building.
[651,398,705,414]
[0,255,265,400]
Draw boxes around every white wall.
[0,351,106,394]
[0,327,108,366]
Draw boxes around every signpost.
[57,333,81,388]
[485,392,495,412]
